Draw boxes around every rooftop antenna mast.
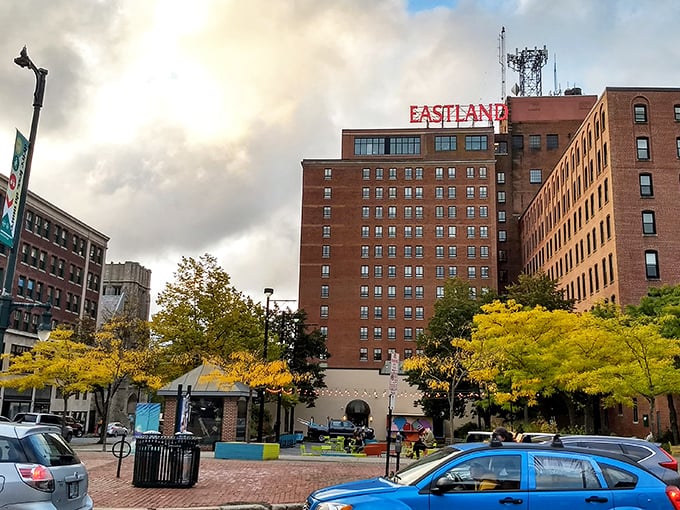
[498,26,506,100]
[552,53,561,95]
[507,44,549,96]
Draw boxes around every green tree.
[202,351,293,442]
[0,328,92,415]
[505,272,574,311]
[626,285,680,443]
[85,314,161,448]
[151,254,264,379]
[404,278,495,437]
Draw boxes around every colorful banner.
[0,130,29,248]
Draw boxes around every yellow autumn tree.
[201,351,293,442]
[0,328,92,415]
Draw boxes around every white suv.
[12,413,74,443]
[0,422,93,509]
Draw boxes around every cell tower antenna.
[552,53,561,96]
[507,44,549,96]
[498,26,506,100]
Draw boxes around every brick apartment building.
[298,87,680,439]
[0,174,109,425]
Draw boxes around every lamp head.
[264,287,274,298]
[37,307,52,341]
[14,46,31,69]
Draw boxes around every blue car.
[305,437,680,510]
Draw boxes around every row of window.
[635,136,680,160]
[356,204,494,220]
[22,209,104,264]
[359,347,423,362]
[353,135,490,156]
[511,134,560,151]
[360,185,491,200]
[330,166,490,181]
[12,273,97,318]
[633,103,680,123]
[18,242,100,290]
[358,264,492,279]
[355,225,491,239]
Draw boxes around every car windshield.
[387,446,462,485]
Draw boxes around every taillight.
[660,447,679,472]
[15,464,55,492]
[666,485,680,510]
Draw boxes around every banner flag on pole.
[0,130,29,248]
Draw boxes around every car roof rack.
[551,434,564,448]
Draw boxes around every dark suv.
[12,413,74,442]
[63,416,84,437]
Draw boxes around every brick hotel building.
[299,88,680,438]
[0,175,109,425]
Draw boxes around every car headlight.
[316,503,353,510]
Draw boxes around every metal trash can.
[133,434,201,488]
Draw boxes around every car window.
[442,454,522,491]
[576,441,623,455]
[533,455,601,490]
[620,444,652,462]
[598,462,638,489]
[15,413,36,423]
[23,432,80,466]
[40,415,62,425]
[0,437,26,462]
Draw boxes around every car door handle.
[585,495,608,503]
[499,497,524,504]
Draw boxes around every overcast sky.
[1,0,678,314]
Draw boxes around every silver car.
[0,422,93,509]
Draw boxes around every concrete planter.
[214,442,280,460]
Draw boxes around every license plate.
[68,481,79,499]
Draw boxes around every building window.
[389,137,421,155]
[529,169,542,184]
[468,266,477,278]
[674,104,680,121]
[465,135,488,151]
[321,265,330,278]
[546,134,559,150]
[634,104,647,123]
[511,135,523,150]
[321,285,329,298]
[388,187,397,198]
[375,168,383,179]
[322,245,330,258]
[479,186,488,199]
[645,250,659,279]
[355,137,385,155]
[320,305,329,318]
[479,206,488,218]
[498,230,507,242]
[467,246,476,258]
[481,266,490,279]
[435,167,444,180]
[642,211,656,235]
[496,172,505,185]
[448,167,456,179]
[359,348,368,361]
[676,137,680,158]
[480,226,488,238]
[448,206,456,218]
[467,226,475,239]
[498,210,506,222]
[480,246,490,258]
[495,141,508,154]
[404,328,413,340]
[324,168,332,180]
[466,167,475,179]
[360,285,369,298]
[322,225,331,238]
[466,186,475,199]
[375,187,383,199]
[497,191,506,203]
[529,134,541,150]
[448,246,457,258]
[389,167,397,179]
[373,327,382,340]
[435,136,456,151]
[636,137,650,160]
[323,206,331,219]
[448,266,457,277]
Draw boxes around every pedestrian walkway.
[79,441,408,509]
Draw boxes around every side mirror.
[431,475,457,494]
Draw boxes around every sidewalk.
[78,441,407,510]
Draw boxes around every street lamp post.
[257,287,274,442]
[0,47,50,375]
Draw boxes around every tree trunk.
[448,389,455,444]
[648,396,657,441]
[667,394,679,444]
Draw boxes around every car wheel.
[75,429,83,438]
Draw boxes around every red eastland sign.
[409,103,508,124]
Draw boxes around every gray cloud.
[0,0,678,312]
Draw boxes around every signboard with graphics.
[0,130,29,248]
